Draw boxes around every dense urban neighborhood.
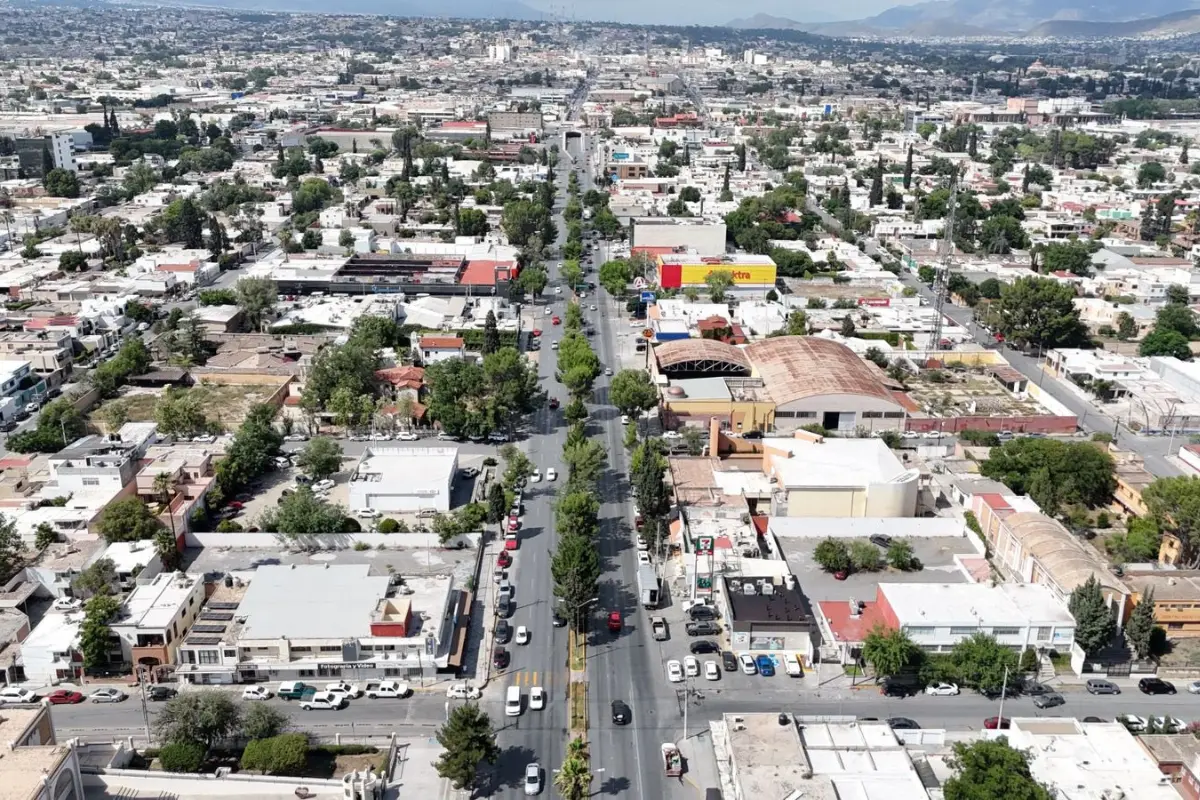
[4,5,1200,800]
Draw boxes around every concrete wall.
[82,770,344,798]
[183,530,480,550]
[905,415,1078,435]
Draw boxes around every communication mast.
[927,175,958,367]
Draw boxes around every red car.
[549,398,559,410]
[227,501,244,510]
[531,329,542,337]
[607,611,623,633]
[497,551,512,568]
[983,716,1011,730]
[46,689,84,705]
[507,516,520,533]
[504,534,519,551]
[833,570,848,581]
[552,316,561,325]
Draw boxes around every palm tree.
[152,472,173,507]
[553,753,592,800]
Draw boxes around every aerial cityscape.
[3,2,1200,799]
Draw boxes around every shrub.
[1019,647,1040,673]
[377,518,400,533]
[240,733,309,775]
[158,741,206,773]
[352,541,370,551]
[311,744,378,755]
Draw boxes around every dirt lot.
[906,367,1043,418]
[91,383,280,433]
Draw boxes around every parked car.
[666,660,684,682]
[493,647,510,669]
[52,597,82,611]
[496,619,512,644]
[704,661,720,681]
[325,681,362,699]
[277,681,316,701]
[887,718,920,730]
[1139,677,1177,695]
[755,655,776,677]
[983,716,1011,730]
[0,687,39,704]
[684,656,700,678]
[721,651,738,672]
[689,640,719,655]
[1086,679,1121,695]
[242,686,272,701]
[1032,692,1065,709]
[145,686,177,701]
[685,621,720,637]
[46,689,84,705]
[446,683,481,700]
[90,688,127,703]
[364,681,411,699]
[869,534,893,548]
[395,431,419,441]
[738,653,757,675]
[925,682,960,696]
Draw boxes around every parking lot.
[783,535,975,602]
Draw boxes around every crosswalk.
[501,670,541,687]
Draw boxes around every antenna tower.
[927,175,957,366]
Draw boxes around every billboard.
[658,263,777,288]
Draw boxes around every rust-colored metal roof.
[743,336,896,406]
[653,339,750,372]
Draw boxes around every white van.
[505,685,522,717]
[784,653,803,678]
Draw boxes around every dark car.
[1086,679,1120,695]
[687,605,718,621]
[881,677,920,698]
[689,640,720,655]
[496,619,512,644]
[721,651,738,672]
[1083,716,1108,723]
[498,597,513,619]
[869,534,893,548]
[1139,677,1177,695]
[887,717,920,729]
[611,700,632,726]
[685,621,721,637]
[552,612,567,628]
[1032,692,1065,709]
[145,686,177,701]
[492,647,510,670]
[1021,680,1051,696]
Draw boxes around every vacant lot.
[91,383,279,433]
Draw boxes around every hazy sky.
[522,0,925,24]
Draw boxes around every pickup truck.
[277,681,316,701]
[364,681,412,699]
[651,616,668,641]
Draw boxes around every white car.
[395,431,419,441]
[637,551,651,565]
[529,470,542,483]
[551,342,559,350]
[545,307,553,316]
[1189,681,1200,695]
[621,415,631,425]
[667,659,684,682]
[524,763,542,795]
[662,430,682,440]
[0,687,38,704]
[738,652,758,675]
[901,430,921,439]
[515,625,530,645]
[312,479,335,492]
[90,688,127,703]
[545,468,557,482]
[242,686,272,701]
[684,656,700,678]
[191,434,217,444]
[554,287,563,294]
[446,683,481,700]
[590,305,597,311]
[925,682,960,696]
[325,681,362,699]
[1119,714,1147,732]
[52,597,82,611]
[1153,715,1186,732]
[283,433,308,442]
[922,431,943,439]
[704,661,720,681]
[604,368,612,376]
[300,691,347,711]
[529,686,546,710]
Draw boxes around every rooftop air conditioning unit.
[761,582,774,596]
[742,582,756,596]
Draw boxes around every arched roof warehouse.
[653,339,752,375]
[743,336,896,407]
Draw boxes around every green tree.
[259,487,346,535]
[1153,302,1196,338]
[235,277,277,332]
[1040,240,1098,276]
[158,742,206,773]
[554,746,593,800]
[96,497,164,543]
[1139,328,1192,359]
[886,539,917,570]
[813,538,851,573]
[485,483,507,524]
[434,703,500,791]
[59,250,87,272]
[980,437,1115,514]
[1116,312,1138,341]
[552,532,602,630]
[79,594,121,669]
[1137,161,1167,188]
[43,168,81,198]
[563,438,606,490]
[632,439,669,522]
[154,691,242,750]
[944,739,1052,800]
[609,369,657,421]
[338,229,355,250]
[34,523,59,550]
[241,703,290,741]
[458,208,489,237]
[1142,476,1200,566]
[482,311,500,355]
[516,265,548,299]
[155,387,209,437]
[75,557,117,597]
[704,269,735,303]
[849,539,881,571]
[500,444,534,488]
[240,732,307,775]
[555,490,600,541]
[1125,589,1157,659]
[501,198,552,247]
[949,633,1018,695]
[1068,575,1117,656]
[862,625,922,679]
[295,436,343,480]
[992,276,1088,350]
[598,259,633,297]
[978,215,1029,254]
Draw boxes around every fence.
[183,530,481,550]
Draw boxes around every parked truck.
[651,616,668,641]
[637,565,660,608]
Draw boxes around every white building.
[20,611,82,684]
[880,582,1075,654]
[348,446,458,514]
[762,437,920,518]
[109,571,206,670]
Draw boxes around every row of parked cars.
[256,680,413,710]
[0,685,170,705]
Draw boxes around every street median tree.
[434,703,500,791]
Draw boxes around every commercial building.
[251,252,514,298]
[629,218,727,256]
[0,703,85,800]
[761,437,919,518]
[348,446,458,514]
[718,575,816,664]
[109,571,206,670]
[876,582,1076,654]
[655,253,776,292]
[1123,571,1200,639]
[7,133,77,179]
[175,565,469,684]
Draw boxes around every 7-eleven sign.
[696,537,714,555]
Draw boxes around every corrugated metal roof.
[654,339,751,371]
[743,336,895,406]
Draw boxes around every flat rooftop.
[352,446,457,489]
[117,572,198,631]
[764,438,916,489]
[237,564,390,640]
[801,722,930,800]
[881,582,1075,627]
[724,713,832,800]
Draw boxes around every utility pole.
[927,174,958,366]
[997,664,1010,724]
[135,665,152,744]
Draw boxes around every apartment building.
[110,571,206,669]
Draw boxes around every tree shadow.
[485,744,537,794]
[598,775,631,795]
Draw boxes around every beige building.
[0,703,84,800]
[761,435,919,517]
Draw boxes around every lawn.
[91,382,279,433]
[568,681,588,735]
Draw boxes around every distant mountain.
[724,11,842,28]
[1026,7,1200,35]
[117,0,547,19]
[850,0,1200,32]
